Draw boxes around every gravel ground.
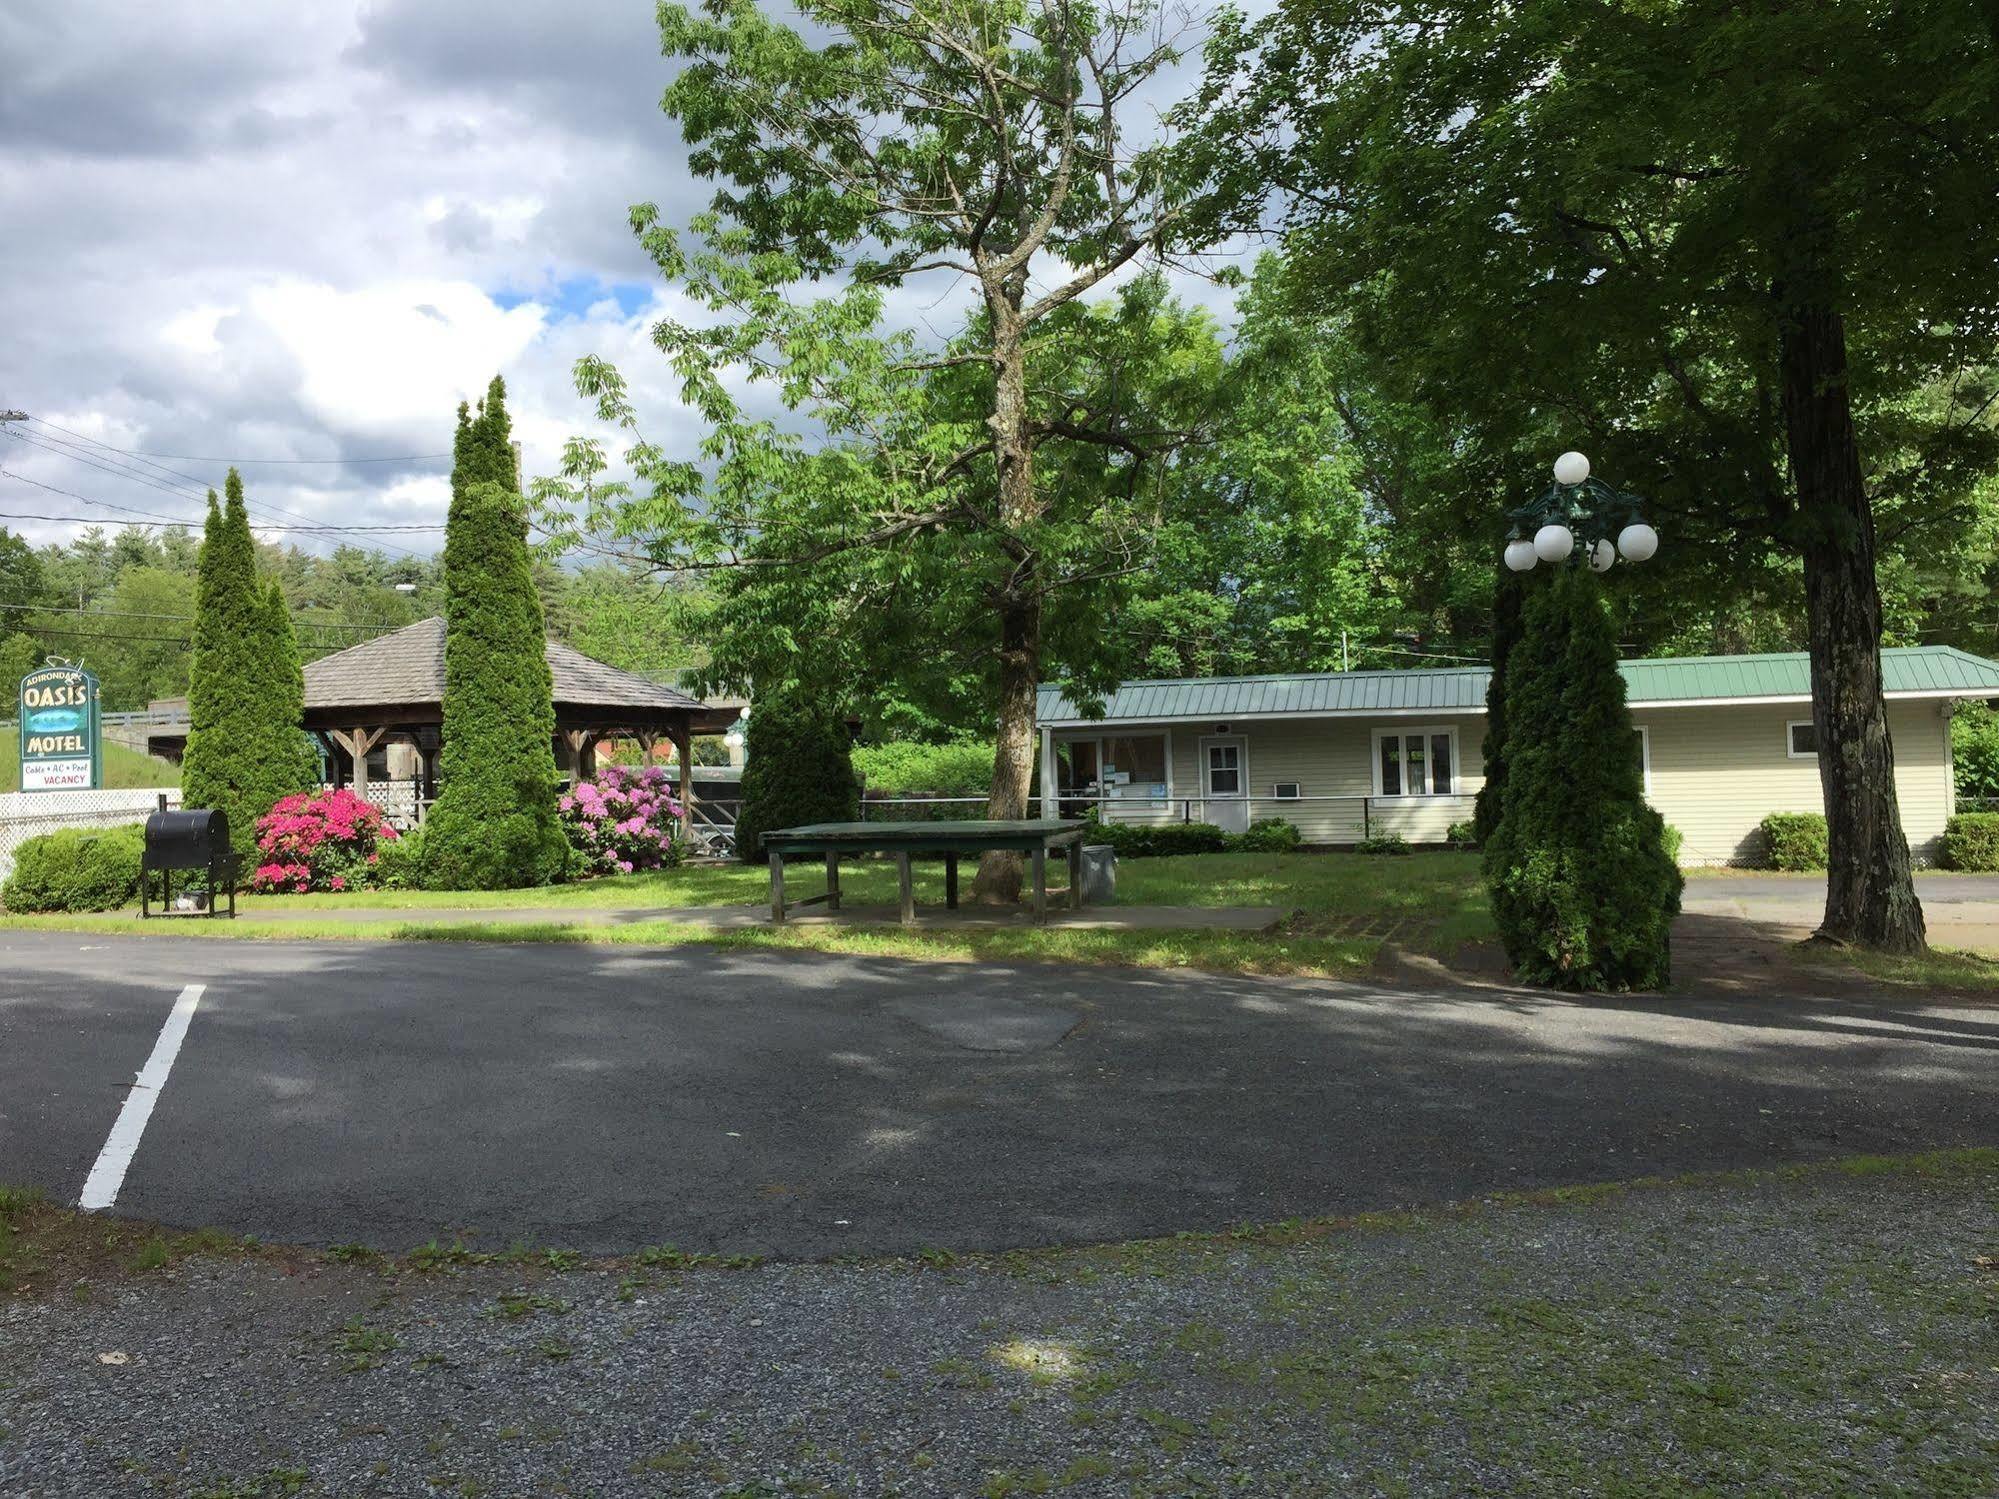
[4,1153,1997,1497]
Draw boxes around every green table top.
[761,819,1087,851]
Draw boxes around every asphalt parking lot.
[2,931,1996,1258]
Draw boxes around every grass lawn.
[0,726,180,790]
[1,851,1495,978]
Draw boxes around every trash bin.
[1079,844,1117,904]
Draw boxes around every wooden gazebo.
[301,617,736,834]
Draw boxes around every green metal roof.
[1036,646,1999,724]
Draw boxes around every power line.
[14,420,438,562]
[0,499,443,535]
[22,417,448,465]
[0,599,415,632]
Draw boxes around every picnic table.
[759,819,1090,926]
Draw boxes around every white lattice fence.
[0,788,182,879]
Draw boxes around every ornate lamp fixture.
[1503,452,1659,574]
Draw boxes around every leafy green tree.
[1203,0,1999,951]
[92,567,195,710]
[1484,567,1681,991]
[734,686,860,865]
[545,0,1226,901]
[1953,702,1999,802]
[422,381,571,890]
[182,472,315,851]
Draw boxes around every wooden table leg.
[897,852,915,927]
[1068,840,1083,909]
[825,852,841,911]
[770,857,786,924]
[1032,847,1048,924]
[944,853,959,910]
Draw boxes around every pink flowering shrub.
[249,789,399,894]
[559,764,683,878]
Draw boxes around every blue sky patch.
[494,275,651,321]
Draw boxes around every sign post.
[18,664,101,791]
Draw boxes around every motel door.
[1200,735,1249,833]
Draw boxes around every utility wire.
[13,421,437,562]
[0,599,416,632]
[0,496,442,535]
[22,417,448,465]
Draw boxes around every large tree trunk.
[1779,297,1926,952]
[973,587,1043,903]
[972,289,1041,904]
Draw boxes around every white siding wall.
[1052,699,1956,862]
[1635,700,1953,865]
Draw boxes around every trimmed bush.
[735,685,861,864]
[1356,833,1412,856]
[421,379,573,890]
[1483,567,1681,991]
[560,764,684,877]
[1446,819,1478,850]
[1473,570,1526,845]
[181,471,316,852]
[372,827,426,890]
[1225,817,1303,853]
[1081,814,1226,858]
[248,789,400,894]
[853,739,995,796]
[1662,824,1684,866]
[3,825,146,912]
[1760,812,1829,871]
[1940,811,1999,872]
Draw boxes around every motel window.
[1272,782,1302,800]
[1373,727,1456,797]
[1787,720,1819,759]
[1103,733,1167,787]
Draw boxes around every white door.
[1200,736,1249,834]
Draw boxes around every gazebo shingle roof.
[304,616,704,713]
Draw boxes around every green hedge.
[1760,812,1829,871]
[1081,815,1225,858]
[852,739,995,797]
[1940,812,1999,872]
[1356,833,1412,856]
[3,825,146,912]
[736,686,861,864]
[1227,818,1302,853]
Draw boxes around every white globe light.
[1553,450,1591,487]
[1589,538,1616,572]
[1503,539,1538,573]
[1533,523,1574,563]
[1617,522,1659,562]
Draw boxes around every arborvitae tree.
[1472,570,1526,845]
[1483,567,1681,991]
[734,685,859,865]
[420,379,571,889]
[182,470,314,851]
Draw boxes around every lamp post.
[1502,452,1659,574]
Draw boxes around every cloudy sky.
[0,0,1250,561]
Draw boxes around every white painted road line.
[78,983,206,1212]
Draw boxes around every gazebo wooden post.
[327,727,386,797]
[670,719,695,846]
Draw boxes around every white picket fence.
[0,788,181,880]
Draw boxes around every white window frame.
[1198,734,1249,800]
[1271,782,1302,800]
[1786,719,1818,760]
[1634,724,1652,796]
[1371,725,1460,799]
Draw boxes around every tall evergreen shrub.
[1473,569,1525,845]
[181,471,315,851]
[421,379,571,889]
[1483,567,1681,990]
[734,686,859,864]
